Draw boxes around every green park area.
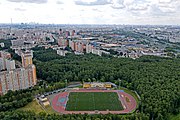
[17,99,44,114]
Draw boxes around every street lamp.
[118,79,121,89]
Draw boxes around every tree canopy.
[32,48,180,120]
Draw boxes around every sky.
[0,0,180,25]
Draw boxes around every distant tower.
[9,18,12,33]
[59,28,63,35]
[21,51,33,68]
[11,18,12,24]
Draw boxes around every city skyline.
[0,0,180,25]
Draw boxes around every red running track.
[51,89,137,114]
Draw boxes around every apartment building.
[0,51,37,95]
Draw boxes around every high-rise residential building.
[0,50,37,95]
[74,42,78,51]
[11,39,25,46]
[69,40,73,50]
[0,58,6,70]
[21,51,33,68]
[58,37,68,48]
[5,59,15,70]
[0,51,11,59]
[0,65,37,95]
[0,51,13,71]
[92,49,103,56]
[59,29,63,35]
[86,44,93,53]
[77,42,84,53]
[71,30,75,36]
[65,31,70,38]
[57,50,68,56]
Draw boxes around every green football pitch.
[66,92,124,111]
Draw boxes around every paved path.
[51,89,137,114]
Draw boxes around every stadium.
[50,82,137,114]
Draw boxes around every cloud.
[56,1,63,4]
[149,0,180,15]
[123,0,134,6]
[123,0,150,11]
[92,8,102,12]
[159,0,172,4]
[7,0,47,4]
[75,0,125,9]
[111,0,125,9]
[147,4,178,18]
[148,5,168,16]
[128,3,149,11]
[0,0,179,25]
[75,0,111,6]
[111,4,124,9]
[14,8,26,11]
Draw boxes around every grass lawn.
[66,92,123,111]
[45,105,58,114]
[18,99,58,114]
[17,99,44,114]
